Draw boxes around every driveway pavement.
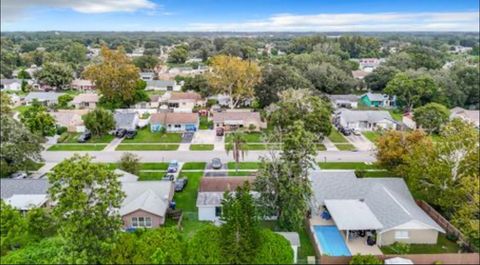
[345,134,375,151]
[104,137,124,151]
[192,130,216,144]
[181,132,194,143]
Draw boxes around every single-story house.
[212,110,267,131]
[121,180,174,229]
[71,93,99,109]
[310,170,445,246]
[161,91,204,111]
[140,72,155,81]
[208,94,231,107]
[276,232,300,264]
[51,109,89,132]
[71,79,95,90]
[0,179,51,212]
[0,79,22,91]
[328,94,360,109]
[355,58,385,72]
[197,177,256,221]
[450,107,479,128]
[146,80,182,91]
[150,112,199,132]
[132,95,161,109]
[24,92,65,106]
[114,112,139,131]
[360,93,396,108]
[334,108,397,131]
[352,70,369,80]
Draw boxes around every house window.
[174,124,181,128]
[132,216,152,228]
[132,217,138,227]
[145,217,152,227]
[215,206,222,217]
[395,231,409,239]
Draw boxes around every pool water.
[313,225,352,256]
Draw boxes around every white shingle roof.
[337,108,394,123]
[6,194,48,210]
[25,92,64,102]
[120,181,172,217]
[310,170,444,233]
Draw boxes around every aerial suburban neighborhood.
[0,1,479,264]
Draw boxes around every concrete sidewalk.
[104,137,124,151]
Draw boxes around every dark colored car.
[175,178,188,191]
[77,131,92,143]
[162,174,174,181]
[211,158,222,169]
[167,160,179,173]
[116,128,127,138]
[125,130,137,139]
[342,128,352,136]
[216,127,224,136]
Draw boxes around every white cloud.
[188,12,480,32]
[1,0,156,22]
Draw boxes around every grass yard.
[381,234,460,254]
[318,162,380,170]
[225,143,281,150]
[199,116,213,130]
[181,162,206,170]
[122,128,182,143]
[138,172,166,181]
[227,162,260,170]
[317,144,327,151]
[362,131,382,143]
[13,105,29,114]
[47,144,107,151]
[115,144,179,151]
[173,172,204,212]
[334,143,356,151]
[225,132,264,143]
[389,109,403,122]
[361,171,394,178]
[140,163,169,170]
[189,144,214,151]
[328,129,348,143]
[24,161,45,171]
[88,134,115,143]
[298,225,316,261]
[57,133,114,144]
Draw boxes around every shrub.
[248,124,257,131]
[388,242,411,254]
[354,169,366,178]
[349,254,382,265]
[141,112,151,119]
[119,153,140,175]
[56,126,67,135]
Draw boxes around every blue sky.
[1,0,479,31]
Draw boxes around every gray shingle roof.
[121,181,172,217]
[310,170,444,233]
[363,92,389,102]
[114,112,137,129]
[25,92,64,102]
[0,179,50,199]
[328,94,360,102]
[337,108,394,123]
[146,80,175,87]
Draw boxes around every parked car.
[115,128,127,138]
[211,158,222,169]
[216,127,224,136]
[162,174,174,181]
[352,129,361,136]
[175,178,188,191]
[125,130,137,139]
[167,160,179,173]
[77,131,92,143]
[11,171,27,179]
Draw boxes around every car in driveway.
[77,131,92,143]
[352,129,361,136]
[216,127,224,136]
[162,174,175,181]
[211,158,222,169]
[175,178,188,191]
[167,160,179,173]
[115,128,127,138]
[11,171,27,179]
[125,130,137,139]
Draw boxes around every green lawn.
[189,144,214,151]
[173,172,204,212]
[138,172,166,181]
[389,109,403,122]
[316,144,327,151]
[88,134,115,143]
[115,144,179,151]
[181,162,206,170]
[199,116,213,130]
[225,143,281,150]
[361,171,394,178]
[381,234,460,254]
[122,128,182,143]
[318,162,380,170]
[140,163,169,170]
[225,132,264,143]
[227,162,260,170]
[334,143,356,151]
[57,133,114,144]
[362,131,382,143]
[24,161,45,171]
[13,105,29,114]
[328,129,348,143]
[298,225,316,261]
[47,144,107,151]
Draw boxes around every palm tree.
[225,131,248,172]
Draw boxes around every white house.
[334,108,397,131]
[24,92,65,106]
[146,80,182,91]
[328,94,360,109]
[140,72,155,81]
[450,107,479,128]
[160,91,204,111]
[150,112,199,132]
[0,79,23,91]
[196,177,255,221]
[114,111,139,131]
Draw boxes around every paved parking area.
[181,132,194,143]
[192,130,216,144]
[346,134,375,151]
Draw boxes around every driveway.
[346,134,375,151]
[181,132,194,143]
[191,130,216,144]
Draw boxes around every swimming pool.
[313,225,351,256]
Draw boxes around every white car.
[352,129,361,136]
[11,171,27,179]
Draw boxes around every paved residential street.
[41,150,376,163]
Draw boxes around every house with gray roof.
[334,108,397,131]
[328,94,360,109]
[0,179,51,211]
[24,92,65,106]
[146,80,181,91]
[360,92,396,108]
[0,79,22,91]
[309,170,445,247]
[114,112,139,131]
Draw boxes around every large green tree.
[413,103,450,134]
[82,108,115,136]
[133,228,185,264]
[133,55,159,71]
[168,44,189,64]
[364,65,399,91]
[48,154,125,264]
[0,200,30,255]
[220,183,260,264]
[254,229,294,264]
[267,89,332,140]
[35,62,74,89]
[304,62,356,94]
[186,225,223,264]
[20,100,57,137]
[384,72,438,111]
[0,92,12,115]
